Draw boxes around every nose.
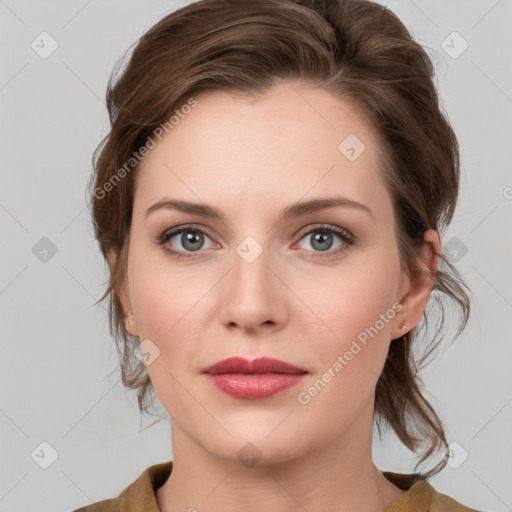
[218,238,288,333]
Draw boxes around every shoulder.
[70,460,173,512]
[71,497,117,512]
[425,481,482,512]
[384,472,482,512]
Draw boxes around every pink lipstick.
[202,356,307,399]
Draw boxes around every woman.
[75,0,478,510]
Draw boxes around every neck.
[156,409,406,512]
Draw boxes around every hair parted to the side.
[88,0,472,478]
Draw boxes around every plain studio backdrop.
[0,1,511,511]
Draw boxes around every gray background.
[1,1,511,511]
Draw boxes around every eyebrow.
[145,196,374,222]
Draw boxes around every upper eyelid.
[162,223,215,240]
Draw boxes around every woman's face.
[120,82,416,464]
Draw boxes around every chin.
[204,429,307,467]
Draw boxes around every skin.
[114,81,439,512]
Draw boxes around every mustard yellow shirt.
[72,460,480,511]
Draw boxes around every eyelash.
[156,223,356,260]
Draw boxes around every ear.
[107,248,139,338]
[392,229,439,339]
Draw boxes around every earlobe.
[108,248,139,337]
[124,310,139,338]
[119,282,139,337]
[393,320,408,340]
[118,279,132,317]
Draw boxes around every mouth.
[202,357,308,399]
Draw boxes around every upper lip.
[202,357,307,375]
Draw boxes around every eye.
[157,225,216,259]
[295,224,355,257]
[156,223,355,260]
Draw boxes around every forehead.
[134,82,390,219]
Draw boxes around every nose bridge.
[231,233,273,299]
[220,232,283,329]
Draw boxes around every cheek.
[127,235,193,337]
[131,273,198,346]
[126,257,203,414]
[308,255,399,337]
[126,245,215,376]
[301,250,400,383]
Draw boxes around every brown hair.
[89,0,471,477]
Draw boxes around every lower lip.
[204,373,307,399]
